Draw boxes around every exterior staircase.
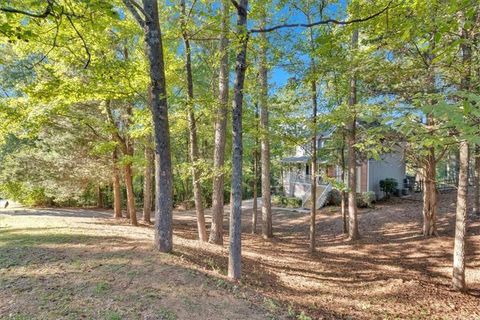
[301,183,332,209]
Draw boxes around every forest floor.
[1,191,480,319]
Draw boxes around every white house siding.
[368,151,406,199]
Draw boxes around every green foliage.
[357,191,376,208]
[379,178,398,198]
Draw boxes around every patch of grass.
[156,307,177,320]
[297,311,312,320]
[5,314,32,320]
[94,281,111,295]
[104,311,122,320]
[263,297,279,313]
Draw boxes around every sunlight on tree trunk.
[143,135,153,224]
[259,8,272,240]
[347,27,359,241]
[181,0,207,242]
[113,148,122,219]
[229,0,248,281]
[209,0,230,245]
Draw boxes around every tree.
[180,0,207,242]
[228,0,248,281]
[209,0,230,245]
[123,0,174,252]
[347,25,360,241]
[143,134,153,223]
[259,3,273,240]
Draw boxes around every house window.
[305,164,310,176]
[356,166,362,192]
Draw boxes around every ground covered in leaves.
[1,190,479,319]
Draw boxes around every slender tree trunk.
[97,185,104,208]
[229,0,248,281]
[309,80,318,253]
[453,16,472,291]
[259,9,272,239]
[422,150,438,236]
[143,135,153,224]
[113,148,122,218]
[124,138,137,226]
[347,28,359,241]
[209,0,230,245]
[474,145,480,214]
[181,0,207,242]
[340,138,347,234]
[252,149,258,234]
[252,105,259,234]
[453,140,469,291]
[143,0,174,252]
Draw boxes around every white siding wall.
[368,150,406,199]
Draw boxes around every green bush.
[357,191,376,208]
[272,195,301,208]
[285,197,302,208]
[379,178,398,198]
[327,189,341,206]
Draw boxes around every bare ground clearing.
[1,190,479,319]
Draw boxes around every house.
[281,131,406,208]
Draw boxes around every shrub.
[285,197,302,208]
[379,178,398,198]
[357,191,376,208]
[327,189,341,206]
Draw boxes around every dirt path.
[1,191,479,319]
[0,209,289,320]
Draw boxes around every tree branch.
[250,0,395,33]
[0,0,54,18]
[66,14,91,68]
[122,0,145,28]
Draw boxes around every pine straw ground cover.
[1,190,479,320]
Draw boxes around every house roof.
[281,156,310,163]
[281,156,330,164]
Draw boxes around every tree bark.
[453,15,472,291]
[422,149,438,236]
[229,0,248,281]
[309,80,318,253]
[259,9,272,240]
[142,0,174,252]
[124,159,137,226]
[143,135,153,224]
[97,185,104,208]
[181,0,207,242]
[340,136,347,234]
[453,140,469,291]
[474,145,480,215]
[113,148,122,218]
[252,105,259,234]
[209,0,230,245]
[347,28,359,241]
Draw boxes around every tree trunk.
[124,138,137,226]
[143,0,174,253]
[259,9,272,240]
[209,0,230,245]
[143,135,153,224]
[228,0,248,281]
[453,140,469,291]
[97,185,104,208]
[474,145,480,215]
[347,28,359,241]
[340,138,347,234]
[252,152,258,234]
[252,106,259,234]
[113,148,122,218]
[309,80,318,253]
[422,150,438,236]
[181,0,207,242]
[453,15,472,291]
